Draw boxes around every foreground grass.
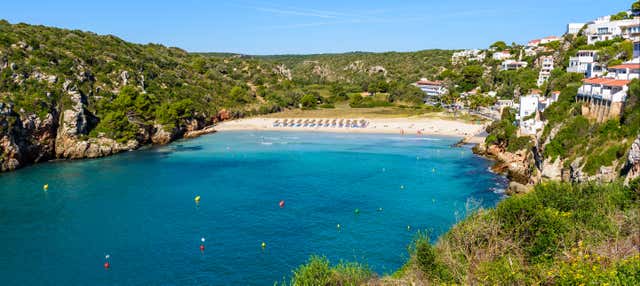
[283,181,640,285]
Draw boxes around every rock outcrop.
[623,135,640,182]
[484,144,534,185]
[0,103,58,171]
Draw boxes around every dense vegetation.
[284,181,640,285]
[0,20,464,146]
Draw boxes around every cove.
[0,131,505,285]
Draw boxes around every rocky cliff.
[0,88,216,172]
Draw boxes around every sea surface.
[0,131,505,285]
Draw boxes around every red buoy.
[104,262,110,269]
[200,244,205,251]
[279,200,285,208]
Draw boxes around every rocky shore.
[0,84,223,172]
[473,133,640,195]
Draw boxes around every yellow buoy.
[261,242,266,249]
[43,184,48,191]
[194,196,201,203]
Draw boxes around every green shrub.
[291,256,332,286]
[288,256,373,286]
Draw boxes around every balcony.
[578,86,627,102]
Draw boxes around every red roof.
[608,63,640,70]
[582,78,630,87]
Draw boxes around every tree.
[228,86,250,105]
[610,11,629,21]
[632,1,640,13]
[490,41,508,51]
[460,65,484,92]
[300,94,318,109]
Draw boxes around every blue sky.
[0,0,633,54]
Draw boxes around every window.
[597,27,609,34]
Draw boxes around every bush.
[287,256,373,286]
[291,256,332,286]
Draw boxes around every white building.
[501,60,528,71]
[451,49,486,64]
[567,23,586,35]
[634,41,640,58]
[414,79,448,97]
[537,56,554,87]
[621,21,640,42]
[518,94,540,120]
[540,36,561,44]
[518,94,544,135]
[607,63,640,80]
[584,18,638,45]
[527,36,561,47]
[567,50,605,78]
[492,51,513,61]
[577,62,639,121]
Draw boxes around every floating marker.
[354,209,360,215]
[432,168,436,173]
[279,200,285,208]
[261,242,266,249]
[407,225,411,231]
[43,184,48,191]
[194,196,201,203]
[200,244,205,251]
[400,185,405,190]
[337,224,341,229]
[104,254,110,269]
[377,207,383,212]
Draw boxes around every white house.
[584,18,638,45]
[414,79,448,97]
[527,36,561,47]
[518,94,540,120]
[621,21,640,42]
[537,56,554,87]
[607,63,640,80]
[501,60,528,71]
[567,23,586,35]
[567,50,597,74]
[540,36,561,44]
[517,94,543,135]
[634,41,640,58]
[451,49,486,64]
[492,51,513,61]
[577,62,639,121]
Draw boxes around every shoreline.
[214,117,488,138]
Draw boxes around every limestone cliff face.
[484,144,535,185]
[0,103,57,171]
[54,83,138,159]
[0,86,215,172]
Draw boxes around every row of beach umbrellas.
[273,119,369,128]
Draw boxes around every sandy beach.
[214,117,487,138]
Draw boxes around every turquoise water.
[0,131,505,285]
